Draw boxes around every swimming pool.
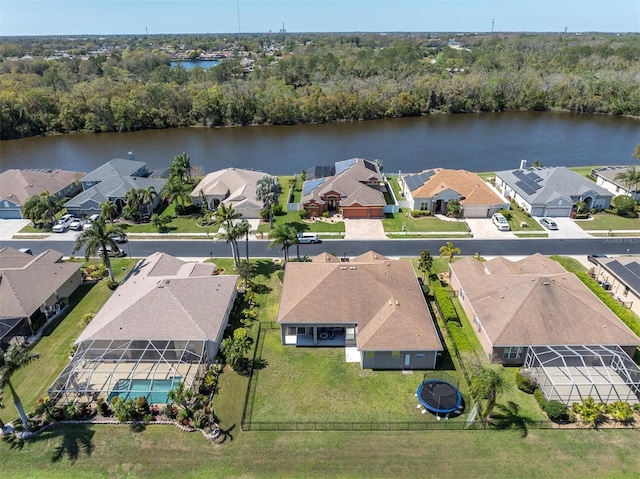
[108,377,182,404]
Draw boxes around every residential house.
[449,254,640,365]
[0,247,82,349]
[64,158,165,217]
[591,166,640,201]
[49,252,238,404]
[277,251,443,370]
[400,168,508,217]
[590,256,640,318]
[495,165,612,217]
[0,169,84,219]
[190,168,273,219]
[302,158,385,219]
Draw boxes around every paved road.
[2,237,638,259]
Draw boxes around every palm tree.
[256,176,283,228]
[417,249,433,281]
[161,175,192,208]
[100,200,118,224]
[268,223,298,262]
[236,219,252,262]
[170,152,192,183]
[439,241,461,263]
[124,188,143,222]
[73,217,127,283]
[469,363,507,426]
[211,203,243,266]
[0,345,39,431]
[614,166,640,198]
[140,186,158,216]
[21,191,64,229]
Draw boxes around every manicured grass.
[569,166,601,179]
[550,255,588,273]
[513,233,548,238]
[382,210,470,233]
[1,259,137,417]
[256,214,345,234]
[387,176,404,199]
[506,208,544,232]
[576,212,640,231]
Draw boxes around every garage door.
[543,207,571,217]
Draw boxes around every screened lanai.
[523,345,640,405]
[48,338,209,404]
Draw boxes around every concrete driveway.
[466,218,516,239]
[0,219,30,240]
[343,218,387,240]
[538,217,591,239]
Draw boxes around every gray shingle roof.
[495,167,611,205]
[65,176,166,208]
[81,159,147,183]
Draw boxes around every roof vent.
[543,281,550,285]
[389,300,393,306]
[395,300,400,305]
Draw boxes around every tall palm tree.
[124,188,143,222]
[170,152,192,183]
[21,191,64,229]
[439,241,461,263]
[73,217,127,283]
[614,166,640,198]
[0,344,39,431]
[100,200,118,224]
[215,226,241,268]
[212,203,243,267]
[256,176,283,228]
[141,186,158,215]
[268,223,298,262]
[161,176,192,208]
[236,219,252,262]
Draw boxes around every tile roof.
[77,252,237,343]
[277,252,442,352]
[0,248,81,319]
[405,169,505,206]
[0,169,84,206]
[450,255,640,348]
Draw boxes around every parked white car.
[492,213,511,231]
[52,214,74,233]
[297,232,320,244]
[82,214,101,231]
[69,218,84,230]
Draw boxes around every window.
[297,327,306,335]
[391,351,400,359]
[459,289,465,300]
[503,347,523,360]
[420,202,429,210]
[416,354,425,358]
[473,315,481,332]
[346,328,355,341]
[623,286,629,297]
[287,327,297,335]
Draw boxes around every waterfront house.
[0,169,83,219]
[400,168,508,218]
[591,166,640,201]
[495,165,612,217]
[590,256,640,318]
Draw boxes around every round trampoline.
[417,379,463,414]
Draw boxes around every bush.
[411,210,430,217]
[574,213,589,219]
[434,288,459,324]
[575,272,640,337]
[107,280,120,290]
[545,400,568,420]
[96,397,110,417]
[322,211,329,218]
[534,388,548,409]
[612,195,638,218]
[298,209,310,219]
[92,264,108,278]
[272,203,284,216]
[515,370,536,394]
[447,323,473,353]
[81,313,95,325]
[498,209,512,221]
[175,204,186,216]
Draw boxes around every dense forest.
[1,32,639,140]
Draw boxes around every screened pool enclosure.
[48,338,210,405]
[523,345,640,406]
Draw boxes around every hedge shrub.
[515,370,536,394]
[534,388,548,409]
[447,323,474,353]
[575,272,640,337]
[411,210,431,217]
[434,288,459,324]
[498,209,512,221]
[545,400,568,420]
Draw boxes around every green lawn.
[387,176,404,199]
[506,208,544,232]
[577,212,640,231]
[382,210,470,233]
[1,259,137,415]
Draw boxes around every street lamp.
[404,212,408,235]
[210,251,213,262]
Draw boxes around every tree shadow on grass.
[489,401,536,438]
[235,357,268,377]
[215,423,235,444]
[253,259,280,278]
[3,425,95,464]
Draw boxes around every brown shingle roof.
[407,169,504,206]
[450,255,640,348]
[77,253,237,342]
[277,252,442,352]
[0,169,83,206]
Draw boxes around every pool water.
[108,377,181,404]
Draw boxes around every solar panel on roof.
[403,174,422,191]
[302,178,325,196]
[532,182,542,190]
[419,170,435,182]
[515,180,536,196]
[528,172,543,182]
[606,261,640,293]
[363,160,377,172]
[335,158,356,175]
[513,170,530,181]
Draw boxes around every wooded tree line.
[1,33,639,140]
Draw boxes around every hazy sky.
[1,0,638,36]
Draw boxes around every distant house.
[49,252,238,404]
[302,158,385,219]
[64,158,165,217]
[190,168,273,219]
[0,247,82,350]
[495,165,612,217]
[400,168,508,218]
[277,251,443,370]
[449,254,640,364]
[591,166,640,201]
[590,256,640,319]
[0,169,84,219]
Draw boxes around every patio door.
[404,354,411,368]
